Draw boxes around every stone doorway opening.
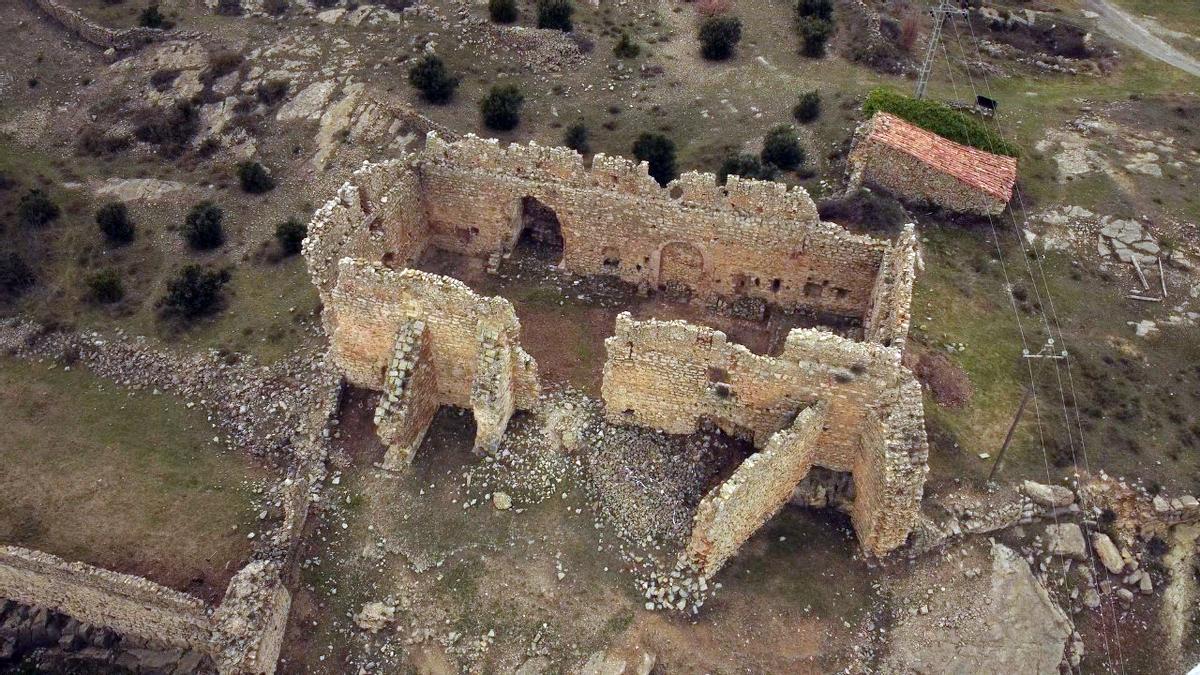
[513,196,564,264]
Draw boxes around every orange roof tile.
[864,112,1018,203]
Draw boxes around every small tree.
[96,202,135,244]
[632,133,677,186]
[88,270,124,304]
[489,0,518,23]
[275,218,307,256]
[717,154,777,184]
[614,32,640,59]
[793,90,821,123]
[761,126,804,171]
[0,254,34,301]
[18,189,60,228]
[215,0,242,15]
[563,123,590,154]
[408,55,460,105]
[536,0,573,31]
[237,161,275,193]
[796,0,833,21]
[698,15,742,61]
[480,85,525,131]
[161,265,231,319]
[797,15,832,57]
[184,201,225,250]
[139,5,169,28]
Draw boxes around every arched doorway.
[658,241,705,295]
[513,196,564,264]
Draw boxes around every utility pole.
[987,387,1034,483]
[914,0,968,100]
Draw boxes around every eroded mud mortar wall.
[0,546,211,652]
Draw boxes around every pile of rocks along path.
[0,318,329,460]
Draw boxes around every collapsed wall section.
[0,546,211,652]
[325,259,540,453]
[685,403,828,577]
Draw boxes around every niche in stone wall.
[513,196,564,264]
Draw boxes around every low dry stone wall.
[31,0,182,51]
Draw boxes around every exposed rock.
[1023,480,1075,508]
[1045,523,1087,560]
[353,601,395,633]
[1092,533,1125,574]
[94,177,188,203]
[492,491,512,510]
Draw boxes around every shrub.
[761,125,804,171]
[263,0,289,15]
[256,78,290,105]
[275,218,307,256]
[237,161,275,193]
[18,189,61,228]
[161,265,230,319]
[133,100,199,157]
[184,201,225,250]
[913,350,972,408]
[698,15,742,60]
[96,202,135,244]
[207,50,244,79]
[88,270,124,304]
[796,0,832,21]
[796,15,833,57]
[215,0,242,16]
[150,69,180,92]
[0,254,34,301]
[817,188,907,233]
[793,89,821,123]
[489,0,518,23]
[408,55,460,105]
[614,32,640,58]
[77,126,133,156]
[536,0,573,31]
[139,5,171,28]
[863,87,1020,156]
[479,85,525,131]
[563,123,590,154]
[717,154,777,184]
[632,133,677,186]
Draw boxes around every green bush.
[184,201,225,250]
[88,270,124,304]
[18,189,60,228]
[275,218,307,256]
[96,202,135,244]
[862,87,1020,157]
[139,5,171,28]
[793,89,821,123]
[537,0,573,31]
[796,0,832,20]
[133,100,199,158]
[717,154,777,184]
[0,254,34,301]
[761,125,804,171]
[817,188,907,234]
[563,123,590,154]
[489,0,518,23]
[408,55,460,105]
[161,265,230,319]
[632,133,677,186]
[614,32,640,58]
[480,85,525,131]
[698,15,742,61]
[215,0,242,15]
[796,15,832,57]
[237,161,275,193]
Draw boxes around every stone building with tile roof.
[848,112,1018,216]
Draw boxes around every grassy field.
[0,355,266,600]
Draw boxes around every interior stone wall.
[685,403,828,576]
[863,225,918,351]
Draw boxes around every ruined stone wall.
[211,561,291,675]
[685,403,828,576]
[31,0,179,50]
[374,320,441,468]
[863,225,918,350]
[847,135,1008,216]
[600,314,928,556]
[0,546,212,652]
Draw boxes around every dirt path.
[1085,0,1200,78]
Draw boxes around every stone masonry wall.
[600,314,928,556]
[0,546,211,652]
[685,403,828,576]
[324,259,540,452]
[32,0,182,51]
[373,320,441,468]
[863,224,918,350]
[305,133,902,321]
[847,131,1009,216]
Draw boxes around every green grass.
[863,87,1021,156]
[0,355,265,597]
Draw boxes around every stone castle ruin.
[304,133,929,573]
